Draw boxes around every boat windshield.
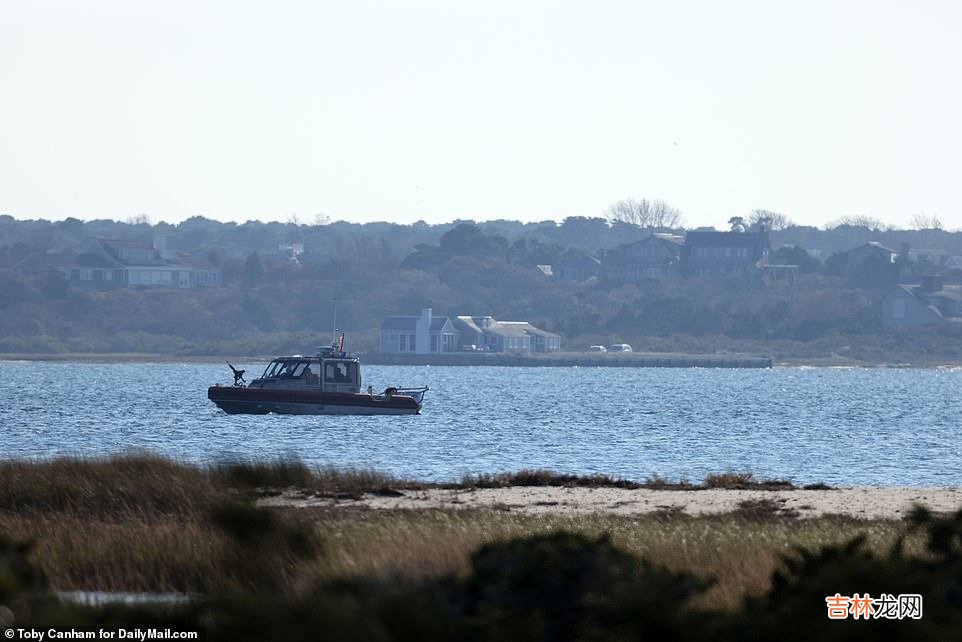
[262,359,312,379]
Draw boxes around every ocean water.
[1,361,960,486]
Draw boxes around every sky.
[1,0,960,229]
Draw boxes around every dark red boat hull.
[207,386,421,415]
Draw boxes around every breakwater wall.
[361,352,772,368]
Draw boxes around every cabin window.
[289,362,309,378]
[263,361,284,378]
[324,361,357,384]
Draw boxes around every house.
[601,234,683,282]
[684,229,770,278]
[508,322,562,352]
[843,242,898,279]
[476,319,532,353]
[553,255,601,283]
[451,316,561,353]
[14,236,221,289]
[881,275,962,328]
[908,249,949,270]
[381,309,562,354]
[278,244,304,263]
[379,308,459,354]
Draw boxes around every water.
[1,361,960,486]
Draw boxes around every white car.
[608,343,632,353]
[588,345,607,352]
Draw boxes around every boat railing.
[390,386,429,404]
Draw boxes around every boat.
[207,336,428,415]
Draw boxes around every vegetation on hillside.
[3,215,962,359]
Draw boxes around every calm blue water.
[0,361,960,486]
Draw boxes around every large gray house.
[379,309,561,354]
[379,308,459,354]
[575,227,771,283]
[601,234,684,282]
[14,236,221,290]
[881,276,962,328]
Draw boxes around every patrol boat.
[207,336,427,415]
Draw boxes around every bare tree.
[605,198,683,229]
[749,209,793,230]
[827,215,890,231]
[126,213,150,226]
[910,212,943,230]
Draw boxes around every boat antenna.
[331,300,337,346]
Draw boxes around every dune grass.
[0,454,903,611]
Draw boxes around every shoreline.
[261,485,962,520]
[2,351,961,368]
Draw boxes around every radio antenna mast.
[331,300,337,346]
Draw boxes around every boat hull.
[207,386,421,415]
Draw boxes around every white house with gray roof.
[379,308,459,354]
[380,309,561,353]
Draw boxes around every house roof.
[514,322,560,339]
[75,252,124,268]
[381,315,453,332]
[482,322,532,338]
[174,254,219,270]
[603,236,684,266]
[555,255,601,269]
[685,231,767,247]
[452,316,484,335]
[381,316,418,331]
[851,241,898,255]
[12,253,81,273]
[923,286,962,304]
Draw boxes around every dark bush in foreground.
[4,505,962,640]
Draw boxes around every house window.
[399,335,407,351]
[409,335,416,351]
[431,335,438,352]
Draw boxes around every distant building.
[379,308,459,354]
[14,236,221,289]
[683,229,770,278]
[380,309,561,353]
[553,255,601,283]
[601,234,683,282]
[881,275,962,328]
[278,243,304,262]
[841,242,901,286]
[945,256,962,272]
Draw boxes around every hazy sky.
[1,0,960,229]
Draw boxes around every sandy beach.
[261,486,962,520]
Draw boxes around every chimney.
[153,234,172,261]
[416,308,432,354]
